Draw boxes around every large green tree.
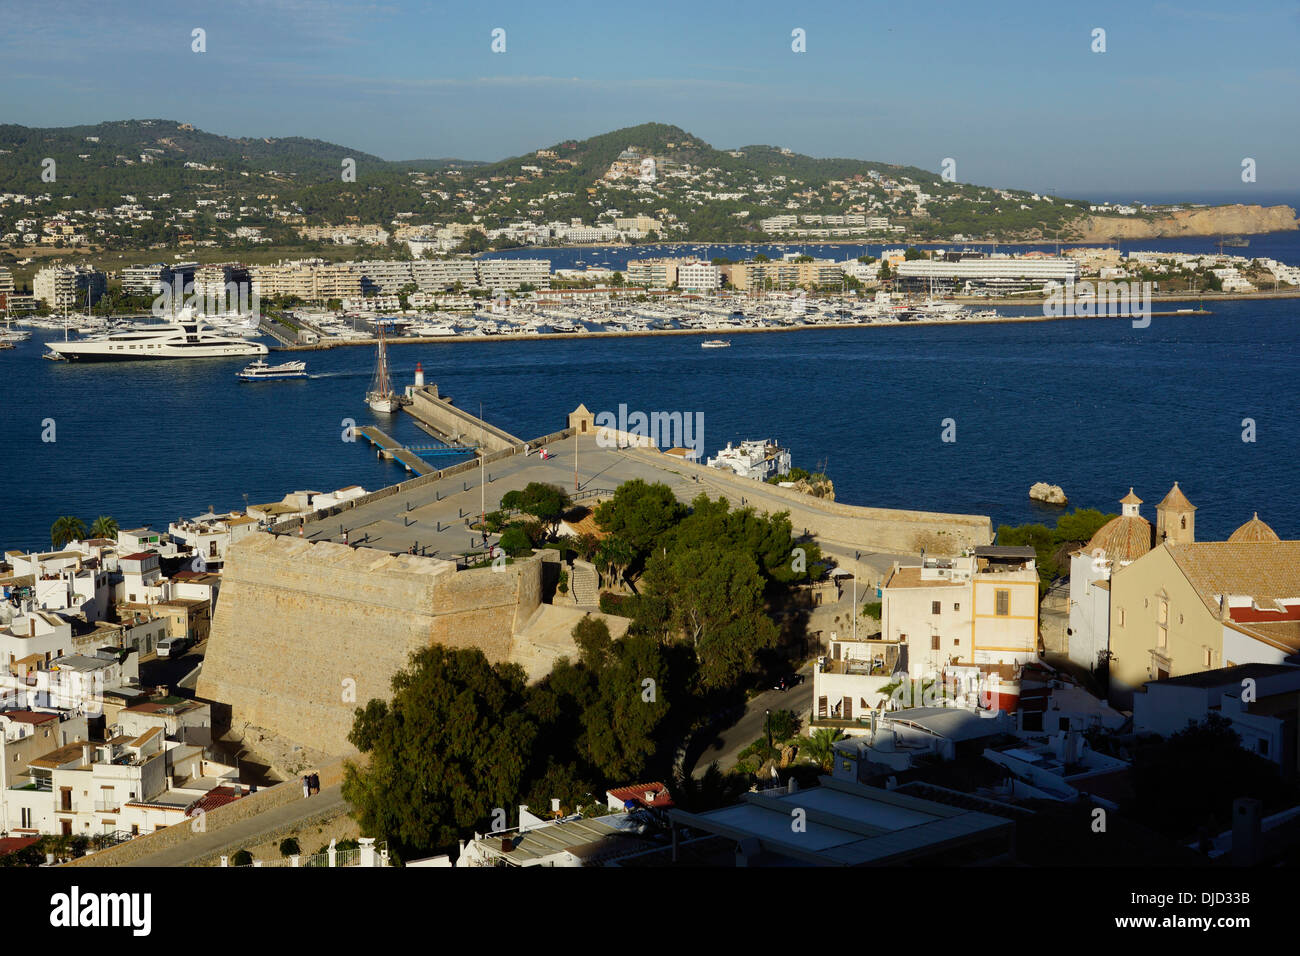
[343,646,539,858]
[533,617,669,782]
[667,494,821,586]
[501,482,571,538]
[641,542,777,689]
[594,479,685,554]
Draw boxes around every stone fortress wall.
[196,534,545,756]
[620,446,994,553]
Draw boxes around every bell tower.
[1156,482,1196,545]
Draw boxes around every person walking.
[302,775,310,799]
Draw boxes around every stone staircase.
[570,559,599,606]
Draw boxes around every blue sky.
[3,0,1299,199]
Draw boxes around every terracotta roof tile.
[1228,513,1280,544]
[1158,482,1196,512]
[1085,515,1152,563]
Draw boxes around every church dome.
[1085,514,1153,563]
[1228,513,1280,543]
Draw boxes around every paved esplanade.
[303,432,863,558]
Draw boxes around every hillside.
[0,120,1291,254]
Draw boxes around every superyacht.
[44,309,268,362]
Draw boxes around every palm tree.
[50,515,87,549]
[669,763,744,813]
[803,728,845,772]
[596,536,635,590]
[89,515,118,540]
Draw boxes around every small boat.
[237,359,307,381]
[701,339,731,349]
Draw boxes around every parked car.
[773,673,805,692]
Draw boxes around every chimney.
[81,743,93,766]
[1220,595,1232,622]
[1231,798,1262,865]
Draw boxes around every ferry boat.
[44,309,268,362]
[237,359,307,381]
[701,339,731,349]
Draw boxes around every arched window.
[1181,516,1187,529]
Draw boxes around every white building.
[895,256,1080,294]
[675,261,722,292]
[33,265,107,311]
[881,547,1039,681]
[1067,489,1152,673]
[1132,664,1300,772]
[705,440,791,482]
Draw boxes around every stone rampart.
[196,534,544,755]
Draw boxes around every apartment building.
[32,265,107,311]
[675,261,722,292]
[120,262,197,298]
[626,257,684,289]
[475,258,551,293]
[880,547,1039,680]
[251,262,363,301]
[720,258,844,291]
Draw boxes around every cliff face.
[1069,204,1297,241]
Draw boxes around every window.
[995,589,1010,616]
[1158,599,1168,625]
[931,601,941,615]
[954,603,960,611]
[1203,647,1212,667]
[1181,516,1187,530]
[1119,608,1126,627]
[21,808,31,828]
[953,638,960,646]
[931,634,941,650]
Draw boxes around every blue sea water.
[3,234,1298,550]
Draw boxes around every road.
[119,784,347,867]
[689,667,814,774]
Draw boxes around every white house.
[1132,663,1300,773]
[1067,489,1152,673]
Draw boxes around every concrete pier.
[355,425,435,475]
[405,384,522,453]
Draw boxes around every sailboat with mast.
[366,322,398,413]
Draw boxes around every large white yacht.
[44,309,269,362]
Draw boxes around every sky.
[3,0,1299,200]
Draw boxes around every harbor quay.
[288,405,993,561]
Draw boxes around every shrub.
[558,568,569,594]
[500,525,532,556]
[231,849,253,867]
[279,837,301,857]
[598,591,627,615]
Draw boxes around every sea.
[2,230,1299,551]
